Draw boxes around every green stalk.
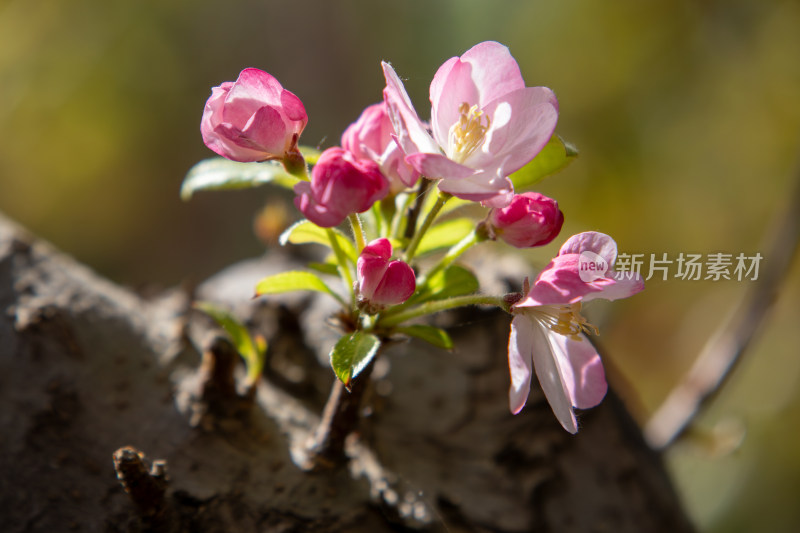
[326,228,354,304]
[349,213,367,253]
[391,192,417,240]
[378,294,507,328]
[417,229,481,287]
[403,191,452,262]
[369,201,385,240]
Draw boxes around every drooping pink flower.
[508,232,644,433]
[201,68,308,163]
[293,147,389,227]
[382,41,559,207]
[357,238,416,313]
[341,103,420,192]
[488,192,563,248]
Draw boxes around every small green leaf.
[396,325,454,350]
[279,221,357,263]
[308,261,340,276]
[416,218,475,256]
[330,331,381,388]
[510,135,578,191]
[254,270,344,305]
[181,158,300,200]
[193,301,267,381]
[413,264,479,304]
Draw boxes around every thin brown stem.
[644,157,800,449]
[303,358,376,469]
[113,446,171,528]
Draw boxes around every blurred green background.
[2,0,799,530]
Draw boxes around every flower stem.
[403,190,452,263]
[378,294,507,328]
[403,178,432,240]
[302,357,376,469]
[417,229,480,287]
[390,193,415,240]
[326,228,354,304]
[370,201,385,240]
[348,213,366,253]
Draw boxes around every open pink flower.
[488,192,563,248]
[341,103,420,192]
[357,238,416,313]
[201,68,307,162]
[382,41,558,207]
[508,232,644,433]
[293,147,389,228]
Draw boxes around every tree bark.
[0,212,694,532]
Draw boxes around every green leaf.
[330,331,381,388]
[510,135,578,191]
[279,221,357,263]
[396,325,453,350]
[416,218,475,256]
[254,270,344,305]
[193,301,267,381]
[413,264,479,304]
[308,261,340,276]
[181,158,300,200]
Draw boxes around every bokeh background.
[2,0,799,530]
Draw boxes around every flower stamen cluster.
[522,302,599,341]
[448,103,490,163]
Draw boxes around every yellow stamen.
[448,102,490,163]
[529,302,599,341]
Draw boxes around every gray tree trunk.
[0,212,694,532]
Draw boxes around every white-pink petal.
[508,315,535,415]
[581,273,645,303]
[382,62,439,156]
[530,321,578,433]
[458,41,525,108]
[548,334,607,409]
[430,58,480,149]
[404,153,476,180]
[479,87,559,175]
[437,170,513,204]
[559,232,619,267]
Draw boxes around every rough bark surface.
[0,212,694,532]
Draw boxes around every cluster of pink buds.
[193,41,643,434]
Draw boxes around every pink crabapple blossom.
[293,147,390,228]
[341,103,420,192]
[201,68,308,163]
[356,238,416,313]
[488,192,564,248]
[508,231,644,433]
[382,41,559,207]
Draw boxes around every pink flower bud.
[357,238,416,313]
[293,147,389,227]
[201,68,308,163]
[488,192,563,248]
[341,103,420,191]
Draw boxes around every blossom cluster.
[192,41,644,434]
